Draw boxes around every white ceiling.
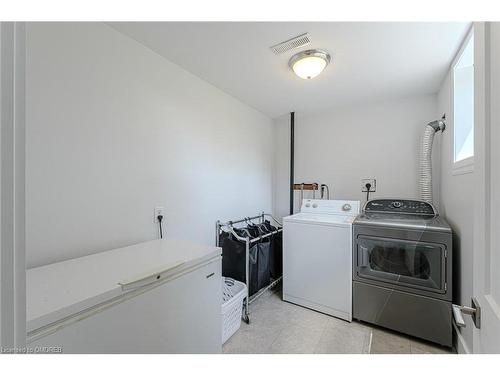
[108,22,470,119]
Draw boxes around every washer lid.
[353,213,452,232]
[27,238,221,334]
[283,212,355,227]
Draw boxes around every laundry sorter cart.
[216,212,283,324]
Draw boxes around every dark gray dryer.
[352,199,452,347]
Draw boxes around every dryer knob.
[312,203,318,208]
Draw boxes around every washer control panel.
[364,199,436,216]
[301,199,360,215]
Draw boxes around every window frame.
[452,27,475,175]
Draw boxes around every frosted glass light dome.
[289,49,331,80]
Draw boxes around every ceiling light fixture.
[288,49,331,80]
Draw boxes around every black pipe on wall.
[290,111,295,215]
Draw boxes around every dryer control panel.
[364,199,436,216]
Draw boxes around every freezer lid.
[27,238,221,333]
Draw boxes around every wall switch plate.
[154,207,164,223]
[361,179,376,192]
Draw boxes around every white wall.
[1,22,27,348]
[273,95,438,218]
[437,44,475,354]
[0,21,3,345]
[26,23,273,268]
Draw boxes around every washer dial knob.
[391,201,403,209]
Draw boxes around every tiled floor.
[223,287,454,354]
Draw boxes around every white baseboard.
[453,322,471,354]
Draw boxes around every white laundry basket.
[221,277,247,344]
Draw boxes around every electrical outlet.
[361,179,376,192]
[154,207,164,223]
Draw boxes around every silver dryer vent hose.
[419,119,445,203]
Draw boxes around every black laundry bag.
[246,224,273,289]
[264,220,283,279]
[271,232,283,278]
[250,241,270,294]
[219,231,249,284]
[247,222,283,279]
[219,229,271,296]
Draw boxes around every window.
[453,30,474,173]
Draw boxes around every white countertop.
[27,238,221,333]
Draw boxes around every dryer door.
[356,236,447,294]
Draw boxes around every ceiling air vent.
[270,33,311,55]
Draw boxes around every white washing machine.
[283,199,360,321]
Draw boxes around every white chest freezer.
[27,238,222,353]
